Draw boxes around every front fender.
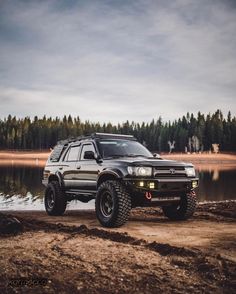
[99,168,124,178]
[97,168,124,188]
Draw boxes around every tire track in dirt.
[16,216,199,256]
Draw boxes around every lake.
[0,164,235,210]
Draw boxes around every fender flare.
[55,171,65,189]
[97,169,123,187]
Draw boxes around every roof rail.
[57,132,136,145]
[57,135,91,145]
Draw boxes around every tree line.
[0,109,235,152]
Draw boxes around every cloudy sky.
[0,0,235,123]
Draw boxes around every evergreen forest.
[0,110,235,152]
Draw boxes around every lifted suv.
[42,133,199,227]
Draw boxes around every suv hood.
[105,157,193,167]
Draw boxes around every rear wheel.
[45,181,67,216]
[162,192,197,220]
[95,180,131,227]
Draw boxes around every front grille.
[154,167,187,178]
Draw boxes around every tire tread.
[45,181,67,216]
[96,180,131,227]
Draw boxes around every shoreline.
[1,151,236,169]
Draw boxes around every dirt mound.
[13,216,143,245]
[0,213,23,235]
[147,241,199,257]
[197,201,236,219]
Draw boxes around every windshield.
[97,139,153,159]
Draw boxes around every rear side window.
[49,145,65,162]
[64,145,81,162]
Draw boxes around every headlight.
[127,166,152,177]
[185,167,196,177]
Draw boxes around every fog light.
[192,181,198,188]
[149,182,155,189]
[138,181,144,187]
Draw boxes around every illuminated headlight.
[127,166,152,177]
[185,167,196,177]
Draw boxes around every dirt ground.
[0,202,235,294]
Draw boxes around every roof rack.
[92,133,136,140]
[57,132,136,146]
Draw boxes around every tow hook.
[145,192,152,200]
[189,190,196,197]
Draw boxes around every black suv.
[42,133,199,227]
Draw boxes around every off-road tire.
[95,180,131,227]
[45,181,67,216]
[162,192,197,220]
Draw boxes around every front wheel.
[162,192,197,220]
[45,181,67,216]
[95,180,131,227]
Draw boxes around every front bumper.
[125,177,199,194]
[124,177,198,207]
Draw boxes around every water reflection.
[196,168,236,202]
[0,164,95,211]
[0,165,44,196]
[0,165,45,210]
[0,163,235,210]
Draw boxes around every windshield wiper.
[104,154,127,159]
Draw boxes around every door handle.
[59,167,63,170]
[76,165,81,170]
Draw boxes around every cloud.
[0,0,235,122]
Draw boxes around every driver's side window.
[80,144,96,160]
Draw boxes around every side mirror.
[84,151,95,160]
[84,151,103,162]
[94,153,103,163]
